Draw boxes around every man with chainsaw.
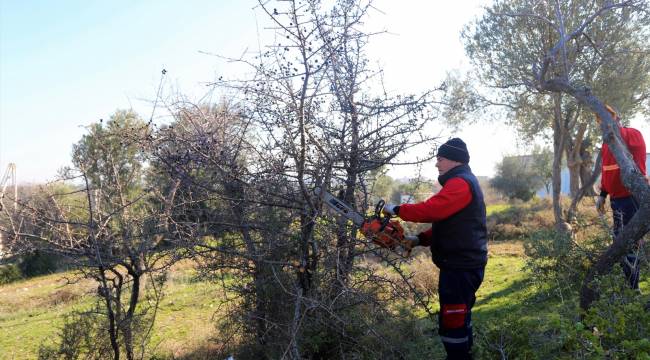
[383,137,487,360]
[594,104,647,290]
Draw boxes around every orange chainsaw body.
[361,218,405,250]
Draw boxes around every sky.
[1,0,648,184]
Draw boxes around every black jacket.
[430,165,488,270]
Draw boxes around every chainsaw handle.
[374,199,385,217]
[373,200,392,231]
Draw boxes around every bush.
[407,255,439,297]
[581,269,650,359]
[490,152,551,202]
[19,250,62,277]
[38,310,113,360]
[473,272,650,360]
[0,263,22,284]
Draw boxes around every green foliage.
[390,178,437,204]
[519,222,650,358]
[370,171,396,201]
[472,270,650,359]
[463,0,650,125]
[71,109,147,202]
[0,263,21,284]
[299,302,428,360]
[486,203,510,216]
[38,294,160,360]
[38,310,113,360]
[19,250,63,277]
[582,269,650,359]
[490,154,549,201]
[525,230,586,301]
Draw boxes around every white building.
[537,153,650,197]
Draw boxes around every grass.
[0,273,95,359]
[0,262,226,360]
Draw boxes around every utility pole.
[0,163,17,211]
[0,163,16,259]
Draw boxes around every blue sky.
[4,1,644,184]
[1,0,260,182]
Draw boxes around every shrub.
[19,250,63,277]
[581,269,650,359]
[490,152,551,202]
[38,310,113,360]
[473,276,650,360]
[407,255,439,297]
[0,263,22,284]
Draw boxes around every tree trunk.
[551,94,571,234]
[566,123,587,200]
[289,286,303,360]
[579,141,596,197]
[229,178,269,352]
[567,153,601,221]
[124,262,143,360]
[343,101,360,285]
[100,269,121,360]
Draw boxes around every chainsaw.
[313,186,412,256]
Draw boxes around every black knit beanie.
[437,138,470,163]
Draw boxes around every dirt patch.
[48,288,83,306]
[488,241,525,257]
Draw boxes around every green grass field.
[0,241,599,359]
[0,261,224,359]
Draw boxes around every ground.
[1,240,645,359]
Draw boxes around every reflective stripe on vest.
[440,335,469,344]
[603,164,620,171]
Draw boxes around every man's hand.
[382,203,398,216]
[596,195,607,215]
[404,234,419,250]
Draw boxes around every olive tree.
[463,0,650,233]
[464,0,650,310]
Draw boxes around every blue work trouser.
[611,196,640,289]
[438,268,485,360]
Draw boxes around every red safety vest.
[601,126,647,199]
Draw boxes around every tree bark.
[100,269,121,360]
[567,152,601,221]
[551,94,572,234]
[566,122,587,200]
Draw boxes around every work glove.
[382,203,399,216]
[404,234,419,249]
[595,195,606,215]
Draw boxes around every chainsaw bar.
[314,186,412,257]
[313,186,365,227]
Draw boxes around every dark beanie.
[437,138,470,163]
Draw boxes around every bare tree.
[147,0,452,357]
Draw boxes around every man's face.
[436,156,460,176]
